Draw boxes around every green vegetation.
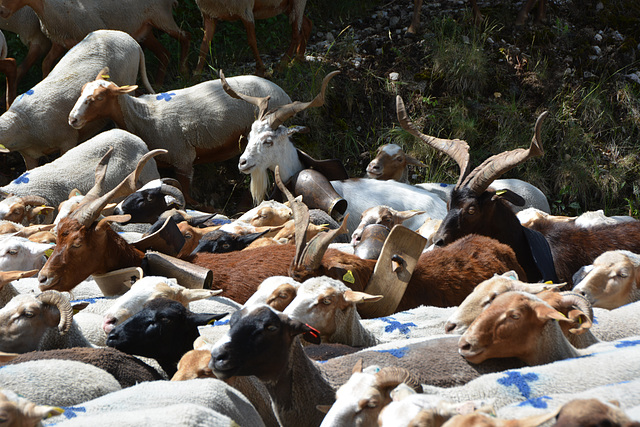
[3,0,639,216]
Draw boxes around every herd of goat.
[0,0,639,426]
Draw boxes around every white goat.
[224,71,447,233]
[2,129,160,210]
[0,0,189,81]
[573,250,640,309]
[68,73,293,201]
[0,235,52,272]
[0,30,154,169]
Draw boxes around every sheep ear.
[189,312,227,327]
[405,155,426,167]
[566,308,592,335]
[117,85,138,94]
[96,67,110,80]
[534,303,571,324]
[238,230,270,245]
[344,290,383,304]
[285,316,321,344]
[352,358,364,374]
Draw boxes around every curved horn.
[159,184,186,209]
[72,149,167,227]
[275,166,310,270]
[396,96,470,186]
[461,111,548,193]
[266,71,340,130]
[219,70,271,121]
[16,195,50,207]
[559,291,594,321]
[374,366,423,394]
[36,290,73,334]
[295,213,349,273]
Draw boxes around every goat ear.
[491,189,525,207]
[96,214,131,231]
[395,209,425,222]
[68,188,83,199]
[0,351,19,363]
[238,230,269,245]
[287,125,309,136]
[352,358,364,374]
[405,155,426,167]
[343,290,383,304]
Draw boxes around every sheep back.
[41,378,265,427]
[0,347,163,388]
[0,359,121,406]
[318,335,524,390]
[0,30,150,159]
[1,129,160,207]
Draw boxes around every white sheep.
[0,290,92,353]
[2,129,160,209]
[572,250,640,309]
[283,276,382,347]
[516,207,637,228]
[68,73,293,202]
[0,30,154,169]
[0,359,122,407]
[225,71,447,233]
[0,0,188,81]
[0,7,51,83]
[39,379,265,427]
[0,235,52,272]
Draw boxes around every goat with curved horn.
[460,111,547,194]
[396,95,471,186]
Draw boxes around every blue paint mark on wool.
[71,297,107,304]
[12,172,29,184]
[17,89,34,102]
[439,183,449,187]
[497,371,539,398]
[60,406,86,419]
[213,319,229,326]
[615,339,640,348]
[518,395,552,409]
[156,92,176,101]
[375,347,408,358]
[379,317,416,335]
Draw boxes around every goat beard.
[250,168,270,205]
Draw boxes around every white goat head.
[220,70,340,204]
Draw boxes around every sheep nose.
[37,272,48,284]
[444,322,456,334]
[458,338,471,352]
[434,238,445,247]
[577,289,587,297]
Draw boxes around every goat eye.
[184,233,192,239]
[618,269,629,278]
[71,242,82,248]
[23,311,34,318]
[266,324,278,332]
[467,206,476,215]
[222,243,230,249]
[322,298,332,305]
[8,249,17,255]
[96,95,104,101]
[509,312,520,320]
[263,138,273,146]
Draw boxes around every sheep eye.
[23,311,34,318]
[184,233,192,239]
[222,243,230,249]
[8,249,17,255]
[266,324,278,332]
[618,269,629,278]
[509,312,520,320]
[96,95,104,101]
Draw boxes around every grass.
[2,0,639,217]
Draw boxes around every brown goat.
[194,0,312,76]
[394,95,640,286]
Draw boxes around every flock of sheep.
[0,1,640,426]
